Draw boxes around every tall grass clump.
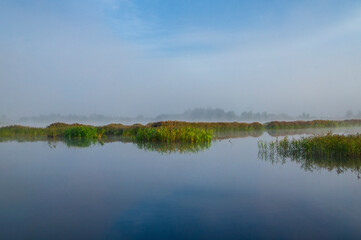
[258,133,361,178]
[259,133,361,159]
[64,126,98,139]
[136,127,213,143]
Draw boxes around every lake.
[1,129,361,239]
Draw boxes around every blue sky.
[1,0,361,118]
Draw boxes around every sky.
[1,0,361,118]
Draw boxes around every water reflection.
[0,131,263,153]
[136,141,212,154]
[0,136,48,143]
[45,137,210,153]
[2,128,361,238]
[64,138,103,148]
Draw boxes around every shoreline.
[1,119,361,142]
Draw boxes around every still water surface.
[1,131,361,239]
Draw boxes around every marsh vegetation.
[265,119,361,129]
[258,133,361,178]
[1,119,361,144]
[259,133,361,158]
[136,127,212,143]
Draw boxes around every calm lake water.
[1,130,361,239]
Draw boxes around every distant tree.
[355,111,361,118]
[261,112,268,120]
[298,112,310,120]
[345,110,354,119]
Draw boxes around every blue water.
[1,135,361,239]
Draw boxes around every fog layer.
[1,1,361,118]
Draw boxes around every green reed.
[136,127,213,143]
[258,134,361,178]
[259,133,361,159]
[63,126,98,139]
[265,119,361,130]
[0,125,47,137]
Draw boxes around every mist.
[1,0,361,120]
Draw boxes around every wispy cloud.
[1,0,361,118]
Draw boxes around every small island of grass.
[259,133,361,159]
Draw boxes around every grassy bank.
[136,127,212,143]
[1,119,361,143]
[147,121,264,131]
[0,121,261,142]
[265,119,361,129]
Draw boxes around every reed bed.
[265,119,361,129]
[136,127,212,143]
[63,126,98,139]
[258,134,361,178]
[147,121,264,131]
[258,133,361,159]
[0,125,47,137]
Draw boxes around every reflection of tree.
[136,141,212,154]
[258,148,361,179]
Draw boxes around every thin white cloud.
[1,1,361,118]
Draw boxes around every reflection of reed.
[63,138,101,148]
[46,139,103,148]
[0,136,103,148]
[45,137,211,153]
[0,136,210,153]
[136,141,212,154]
